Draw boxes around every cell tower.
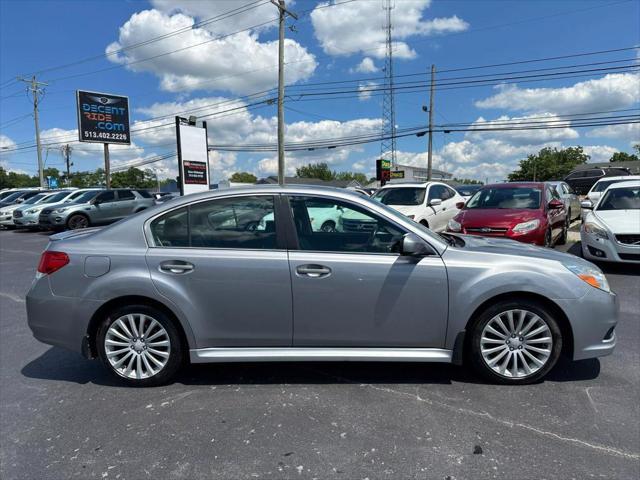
[380,0,397,169]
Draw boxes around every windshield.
[1,191,26,203]
[465,187,541,209]
[23,193,48,205]
[372,187,426,206]
[592,179,626,193]
[72,190,101,203]
[597,186,640,210]
[42,191,71,203]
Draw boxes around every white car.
[371,182,465,231]
[260,203,344,232]
[581,180,640,264]
[582,175,640,218]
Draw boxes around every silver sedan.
[26,185,618,386]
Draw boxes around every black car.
[564,167,631,195]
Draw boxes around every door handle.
[296,264,331,278]
[159,261,194,274]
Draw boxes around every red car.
[446,182,568,247]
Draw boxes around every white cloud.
[582,145,619,163]
[466,113,579,145]
[0,134,16,152]
[106,8,316,95]
[310,0,468,60]
[475,73,640,114]
[38,128,145,160]
[587,122,640,146]
[352,57,379,74]
[358,81,379,101]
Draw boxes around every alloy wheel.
[104,313,171,380]
[68,215,88,230]
[480,309,552,379]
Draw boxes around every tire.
[97,304,184,387]
[543,228,552,248]
[567,208,572,223]
[66,213,90,230]
[320,220,336,232]
[469,299,562,385]
[556,220,568,246]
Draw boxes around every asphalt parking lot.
[0,227,638,480]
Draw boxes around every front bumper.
[459,226,546,246]
[555,286,618,361]
[0,213,16,226]
[13,211,41,228]
[581,229,640,264]
[26,274,102,354]
[38,212,68,229]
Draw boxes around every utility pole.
[427,64,435,181]
[62,144,72,185]
[18,75,47,188]
[271,0,297,185]
[104,144,111,188]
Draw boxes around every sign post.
[376,159,391,186]
[76,90,130,188]
[176,117,210,196]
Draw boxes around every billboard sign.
[176,117,210,196]
[76,90,130,145]
[390,170,405,179]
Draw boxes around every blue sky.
[1,0,639,183]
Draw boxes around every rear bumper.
[554,286,618,361]
[26,275,102,354]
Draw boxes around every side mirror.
[455,201,465,210]
[581,200,593,210]
[428,198,442,207]
[401,233,432,257]
[548,199,564,210]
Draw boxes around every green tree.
[633,144,640,155]
[335,171,368,184]
[69,169,105,188]
[229,171,257,183]
[508,146,589,182]
[295,162,335,181]
[111,167,156,188]
[610,151,639,163]
[452,177,483,185]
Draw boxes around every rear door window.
[117,190,135,200]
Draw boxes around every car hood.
[455,208,541,228]
[0,204,23,214]
[42,201,90,211]
[594,210,640,234]
[454,233,584,264]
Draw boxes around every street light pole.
[271,0,297,186]
[427,65,435,181]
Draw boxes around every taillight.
[37,251,69,275]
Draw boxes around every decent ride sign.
[76,90,130,144]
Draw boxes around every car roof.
[378,181,446,189]
[484,182,545,188]
[594,175,640,182]
[603,180,640,189]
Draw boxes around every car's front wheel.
[469,299,562,384]
[97,305,184,387]
[67,213,90,230]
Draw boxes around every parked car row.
[0,188,155,231]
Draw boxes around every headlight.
[27,208,39,214]
[583,221,608,239]
[512,218,540,234]
[53,207,68,213]
[564,263,610,292]
[448,219,462,232]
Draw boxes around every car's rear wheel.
[97,305,183,387]
[543,228,552,247]
[557,220,568,245]
[469,299,562,384]
[67,213,90,230]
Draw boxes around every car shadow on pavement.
[21,347,601,387]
